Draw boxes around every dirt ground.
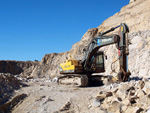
[11,80,108,113]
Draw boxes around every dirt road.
[12,80,107,113]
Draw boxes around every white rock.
[52,77,58,83]
[146,107,150,113]
[91,99,101,108]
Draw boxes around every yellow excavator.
[58,23,131,86]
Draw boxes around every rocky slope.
[0,73,26,106]
[1,0,150,112]
[98,0,150,33]
[1,0,150,79]
[34,0,150,79]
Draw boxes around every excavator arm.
[83,23,130,82]
[83,34,120,71]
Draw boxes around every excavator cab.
[94,51,105,73]
[90,51,105,73]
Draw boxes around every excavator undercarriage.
[58,74,88,87]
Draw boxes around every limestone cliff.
[98,0,150,33]
[39,0,150,78]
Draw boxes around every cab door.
[95,51,105,73]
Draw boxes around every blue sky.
[0,0,129,61]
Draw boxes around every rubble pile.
[93,79,150,113]
[0,73,26,105]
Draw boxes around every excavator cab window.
[95,51,105,73]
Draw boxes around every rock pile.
[0,93,27,113]
[93,79,150,113]
[0,73,26,105]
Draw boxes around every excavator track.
[57,74,88,87]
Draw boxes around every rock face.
[0,60,38,75]
[31,52,70,78]
[98,0,150,33]
[41,52,69,65]
[98,30,150,77]
[128,31,150,78]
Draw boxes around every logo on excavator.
[101,38,112,43]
